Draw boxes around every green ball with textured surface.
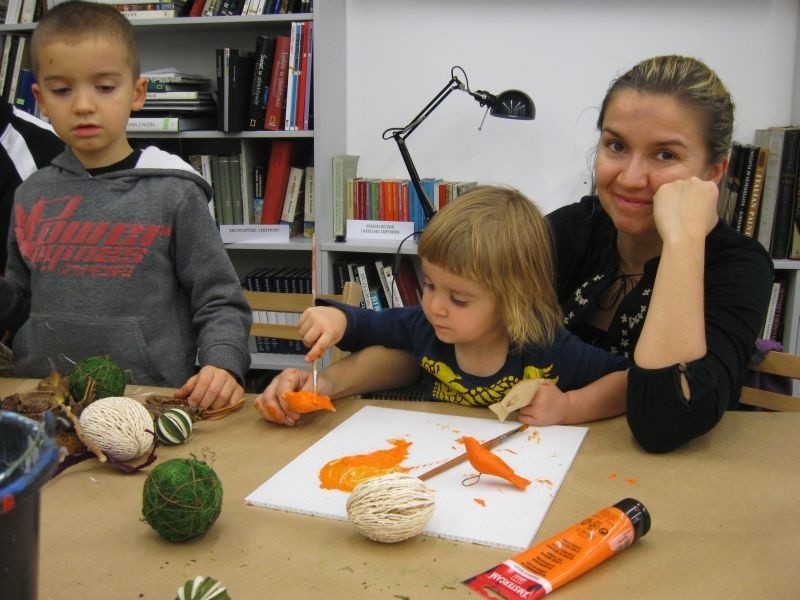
[155,408,193,445]
[142,458,223,543]
[175,575,230,600]
[69,355,126,401]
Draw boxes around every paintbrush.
[311,233,318,395]
[417,423,529,482]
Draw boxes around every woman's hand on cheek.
[652,177,720,244]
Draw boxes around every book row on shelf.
[0,34,35,114]
[216,22,312,133]
[720,126,800,261]
[178,139,313,235]
[2,0,312,24]
[331,254,421,312]
[243,265,310,355]
[1,19,313,133]
[330,154,479,238]
[241,253,422,356]
[129,22,312,133]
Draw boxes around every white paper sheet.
[245,406,587,551]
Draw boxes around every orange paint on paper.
[625,478,637,485]
[528,430,541,444]
[608,472,618,480]
[535,478,553,487]
[462,435,530,491]
[473,498,486,507]
[318,438,411,492]
[464,499,651,599]
[282,390,335,413]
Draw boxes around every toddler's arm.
[254,345,420,426]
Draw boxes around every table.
[2,377,798,599]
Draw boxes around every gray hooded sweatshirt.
[2,145,252,387]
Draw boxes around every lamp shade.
[490,89,535,120]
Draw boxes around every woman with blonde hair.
[549,55,772,452]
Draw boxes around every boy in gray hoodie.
[0,1,252,411]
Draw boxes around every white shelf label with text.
[346,220,414,241]
[220,224,290,244]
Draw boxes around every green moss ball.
[69,355,126,401]
[142,458,223,543]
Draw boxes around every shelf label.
[346,220,414,241]
[220,224,290,243]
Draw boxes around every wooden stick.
[417,423,529,481]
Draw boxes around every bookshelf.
[0,7,347,372]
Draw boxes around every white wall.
[346,0,799,213]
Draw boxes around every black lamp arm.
[387,75,466,222]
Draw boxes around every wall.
[346,0,799,213]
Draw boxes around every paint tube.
[463,498,651,599]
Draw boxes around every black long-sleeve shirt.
[0,104,64,273]
[548,196,773,452]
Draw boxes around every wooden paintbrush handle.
[417,423,528,481]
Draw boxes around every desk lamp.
[382,65,535,223]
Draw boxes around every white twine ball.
[346,473,436,543]
[79,396,154,461]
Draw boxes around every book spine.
[280,166,304,225]
[303,165,314,237]
[252,164,265,223]
[245,35,276,131]
[733,145,758,233]
[769,275,788,341]
[259,139,294,225]
[762,281,780,340]
[374,259,392,309]
[755,128,787,251]
[382,264,404,308]
[284,21,300,131]
[263,35,290,131]
[742,146,768,238]
[770,129,800,259]
[332,155,358,241]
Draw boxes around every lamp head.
[490,89,535,120]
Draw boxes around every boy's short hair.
[31,0,141,78]
[418,185,563,350]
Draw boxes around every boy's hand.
[298,306,347,362]
[253,367,309,426]
[175,365,244,411]
[516,381,569,426]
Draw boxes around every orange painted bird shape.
[462,435,531,490]
[282,390,336,413]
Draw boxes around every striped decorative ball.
[176,575,230,600]
[155,408,193,445]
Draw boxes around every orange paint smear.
[528,430,541,444]
[608,473,618,480]
[473,498,486,507]
[318,438,412,492]
[282,390,335,413]
[625,478,637,485]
